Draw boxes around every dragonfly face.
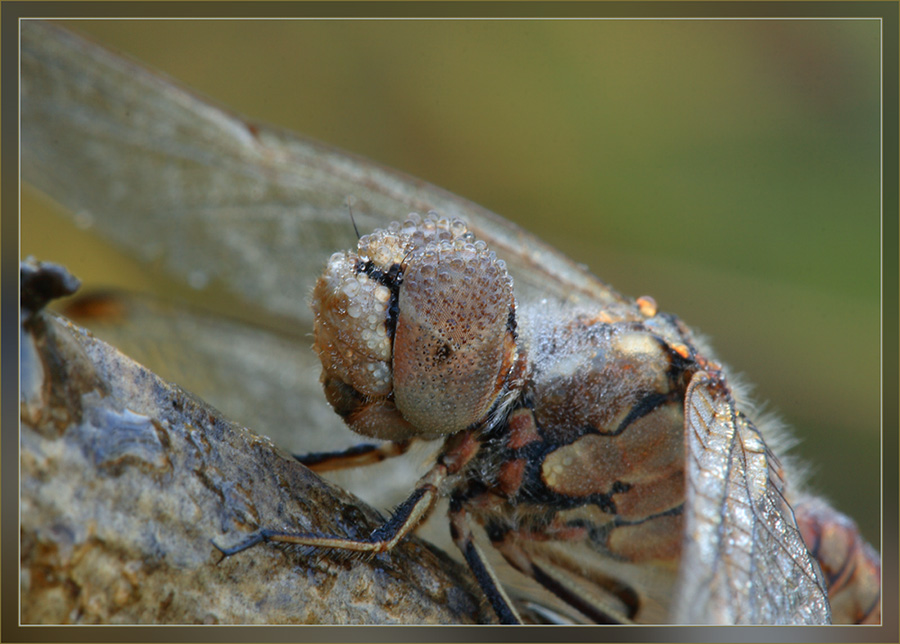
[20,20,881,625]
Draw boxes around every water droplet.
[188,270,209,290]
[73,210,94,230]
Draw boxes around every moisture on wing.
[674,372,831,624]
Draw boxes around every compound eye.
[392,239,517,436]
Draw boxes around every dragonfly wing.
[59,291,427,512]
[675,371,831,624]
[60,292,340,453]
[22,20,627,330]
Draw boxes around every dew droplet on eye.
[373,247,390,266]
[375,285,390,303]
[341,280,360,297]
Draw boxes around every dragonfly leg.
[486,524,634,624]
[448,501,522,624]
[214,460,445,556]
[293,439,413,472]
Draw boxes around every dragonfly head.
[312,211,522,441]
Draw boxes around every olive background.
[21,19,881,547]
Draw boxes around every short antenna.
[346,196,361,240]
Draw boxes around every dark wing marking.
[675,372,831,624]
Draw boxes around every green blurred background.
[21,19,881,546]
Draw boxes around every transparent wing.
[675,371,831,624]
[21,19,628,329]
[58,291,430,514]
[21,17,625,518]
[59,292,340,454]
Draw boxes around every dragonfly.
[21,20,881,625]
